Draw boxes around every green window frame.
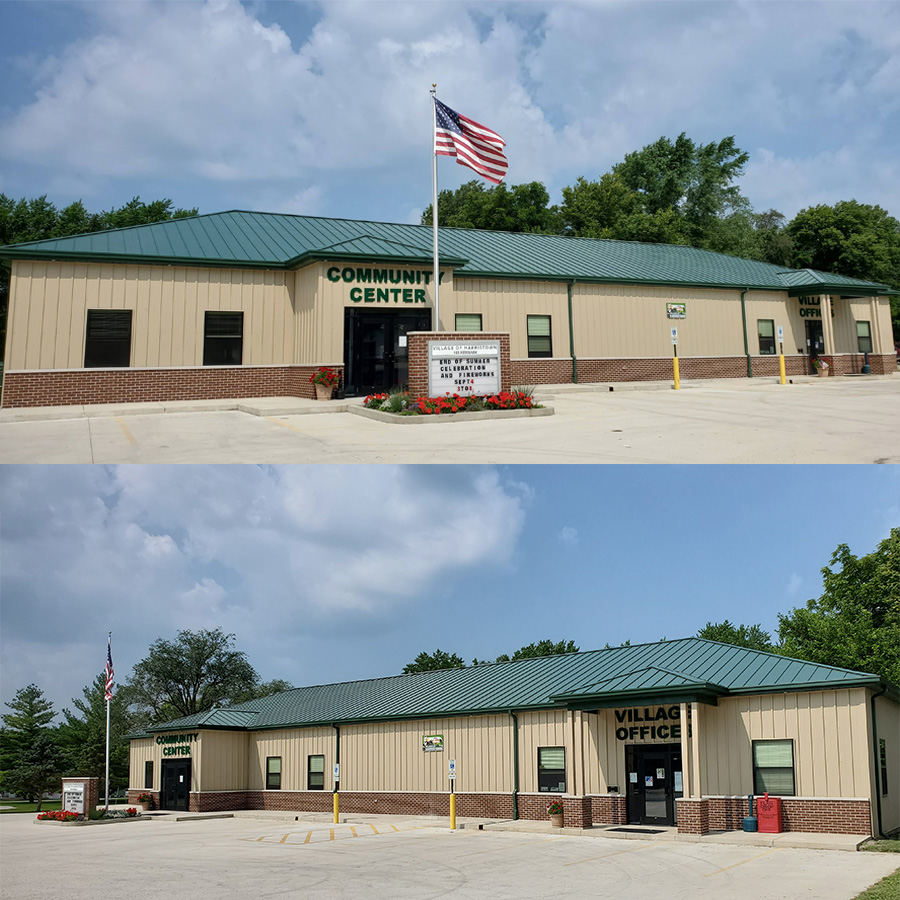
[203,311,244,366]
[144,760,153,790]
[307,754,325,791]
[856,321,873,354]
[752,740,795,795]
[455,313,482,332]
[527,315,552,358]
[757,319,776,355]
[538,746,566,793]
[266,756,281,790]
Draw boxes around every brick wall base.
[0,364,342,408]
[677,798,710,834]
[691,797,872,835]
[591,794,628,825]
[127,789,159,809]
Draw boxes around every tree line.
[2,529,897,806]
[422,134,900,337]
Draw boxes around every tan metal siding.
[573,284,746,358]
[197,731,250,792]
[6,261,294,369]
[128,738,158,791]
[249,727,333,792]
[834,296,892,355]
[745,292,806,355]
[700,689,871,797]
[874,695,899,834]
[450,278,569,359]
[517,709,570,794]
[341,714,513,793]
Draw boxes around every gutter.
[567,281,578,383]
[871,687,886,838]
[739,288,752,377]
[509,710,519,820]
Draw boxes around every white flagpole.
[105,632,111,812]
[431,84,440,331]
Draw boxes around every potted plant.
[310,367,340,400]
[137,792,153,812]
[547,799,564,828]
[812,357,829,377]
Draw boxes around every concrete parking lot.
[1,812,897,900]
[0,375,897,464]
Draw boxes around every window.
[881,739,888,796]
[144,760,153,790]
[203,311,243,365]
[752,740,795,795]
[757,319,776,355]
[308,755,325,791]
[857,321,873,354]
[266,756,281,790]
[527,315,552,358]
[538,747,566,793]
[84,309,132,368]
[455,313,482,332]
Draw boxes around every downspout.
[871,688,886,838]
[567,281,578,383]
[509,710,519,820]
[739,288,752,377]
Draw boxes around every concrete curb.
[349,405,554,425]
[34,815,149,826]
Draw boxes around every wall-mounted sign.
[155,732,198,756]
[63,782,85,814]
[423,734,444,752]
[326,266,445,306]
[798,297,835,318]
[666,303,686,319]
[670,327,678,345]
[428,341,501,396]
[614,706,683,742]
[333,763,340,781]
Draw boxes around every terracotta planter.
[315,384,335,401]
[816,367,827,377]
[140,802,151,811]
[549,813,564,828]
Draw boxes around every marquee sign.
[428,341,501,396]
[63,782,85,814]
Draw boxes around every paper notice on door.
[645,776,654,787]
[674,772,683,792]
[629,772,638,783]
[656,768,665,780]
[399,336,407,347]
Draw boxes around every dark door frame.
[625,743,683,826]
[160,758,192,812]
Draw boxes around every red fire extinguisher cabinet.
[757,794,783,833]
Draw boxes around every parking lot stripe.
[115,417,137,444]
[279,833,289,843]
[702,848,778,876]
[304,831,313,844]
[565,841,668,866]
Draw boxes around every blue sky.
[1,1,898,227]
[1,464,897,715]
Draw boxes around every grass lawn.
[852,868,900,900]
[0,800,63,814]
[862,840,900,854]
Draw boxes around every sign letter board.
[428,341,501,397]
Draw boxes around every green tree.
[696,621,774,652]
[786,200,900,336]
[778,528,900,684]
[57,674,132,797]
[495,639,580,662]
[123,628,259,725]
[421,181,561,234]
[0,684,60,806]
[229,679,294,705]
[402,649,466,674]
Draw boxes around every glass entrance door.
[626,744,683,826]
[344,310,432,396]
[805,320,824,360]
[160,759,191,811]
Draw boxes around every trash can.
[742,794,758,832]
[757,793,783,833]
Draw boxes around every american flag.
[104,636,114,701]
[433,98,507,184]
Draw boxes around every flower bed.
[36,807,143,826]
[364,390,539,416]
[37,810,83,822]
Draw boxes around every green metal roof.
[0,210,890,296]
[147,638,891,734]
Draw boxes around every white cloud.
[558,526,578,545]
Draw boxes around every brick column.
[677,798,710,835]
[62,777,99,816]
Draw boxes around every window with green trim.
[752,740,794,795]
[455,313,482,332]
[266,756,281,790]
[308,754,325,790]
[527,316,552,358]
[757,319,776,355]
[856,321,873,354]
[538,746,566,793]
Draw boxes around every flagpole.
[430,83,439,332]
[105,632,111,812]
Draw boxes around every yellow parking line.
[566,841,668,866]
[279,834,289,844]
[350,826,358,837]
[369,824,380,834]
[390,825,399,832]
[115,417,137,444]
[265,416,305,433]
[330,828,335,841]
[702,848,778,876]
[304,831,312,844]
[255,835,267,842]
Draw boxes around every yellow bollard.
[779,353,786,385]
[673,355,680,391]
[333,792,339,824]
[450,792,456,831]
